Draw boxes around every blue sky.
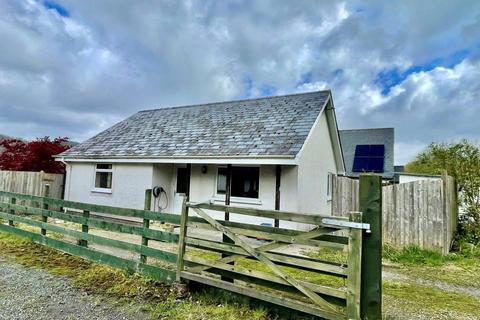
[376,48,475,95]
[43,0,69,17]
[0,0,479,164]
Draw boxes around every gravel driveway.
[0,258,143,320]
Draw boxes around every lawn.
[0,232,269,320]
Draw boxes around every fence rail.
[0,175,382,319]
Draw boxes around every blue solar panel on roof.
[370,145,385,157]
[352,144,385,173]
[355,145,370,157]
[353,157,369,172]
[368,157,384,172]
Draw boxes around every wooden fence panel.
[332,175,458,254]
[0,170,64,206]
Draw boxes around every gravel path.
[0,258,143,320]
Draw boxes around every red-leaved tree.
[0,137,70,173]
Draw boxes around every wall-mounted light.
[201,165,208,174]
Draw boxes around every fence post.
[359,174,382,319]
[41,184,50,235]
[78,210,90,247]
[140,189,152,264]
[176,196,188,282]
[8,197,16,226]
[346,211,363,320]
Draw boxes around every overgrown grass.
[383,245,459,266]
[187,247,346,289]
[383,281,480,318]
[383,245,480,288]
[0,231,269,320]
[303,247,348,265]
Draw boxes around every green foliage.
[405,140,480,244]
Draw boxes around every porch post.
[274,165,281,227]
[185,163,191,199]
[222,164,234,282]
[224,164,232,219]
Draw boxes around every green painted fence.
[0,175,381,319]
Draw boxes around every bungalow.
[56,91,345,229]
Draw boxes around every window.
[217,167,259,199]
[352,144,385,173]
[176,167,190,194]
[94,164,112,190]
[327,173,334,201]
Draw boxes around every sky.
[0,0,479,165]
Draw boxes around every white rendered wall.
[296,111,338,220]
[65,162,154,209]
[65,159,308,229]
[152,164,175,213]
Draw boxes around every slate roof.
[59,91,331,159]
[339,128,395,179]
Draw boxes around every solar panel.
[368,157,384,172]
[355,145,370,157]
[352,144,385,173]
[370,145,385,157]
[352,157,368,172]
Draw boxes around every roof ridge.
[138,90,330,113]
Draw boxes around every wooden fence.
[0,170,64,205]
[0,178,382,320]
[332,173,458,254]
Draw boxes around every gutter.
[54,155,298,166]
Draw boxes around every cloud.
[0,0,479,165]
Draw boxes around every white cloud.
[0,0,478,165]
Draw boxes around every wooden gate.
[176,201,369,319]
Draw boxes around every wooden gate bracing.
[0,190,369,319]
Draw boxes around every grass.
[0,231,269,320]
[383,245,480,288]
[381,245,480,319]
[383,281,480,319]
[384,244,460,266]
[303,247,348,265]
[2,225,479,319]
[187,247,346,289]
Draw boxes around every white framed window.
[92,164,113,193]
[327,172,334,201]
